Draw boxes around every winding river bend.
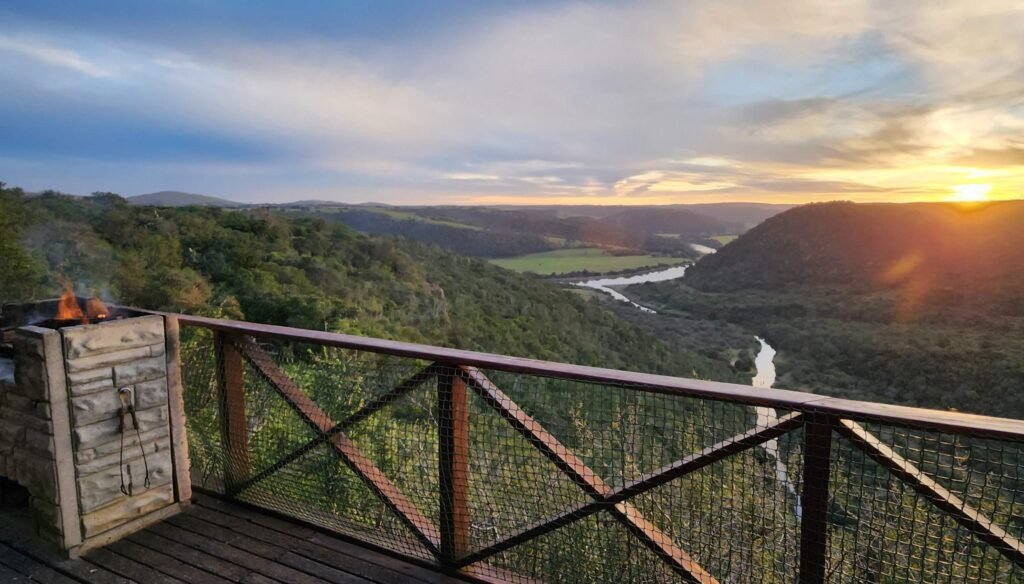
[573,264,690,313]
[574,264,802,519]
[753,337,802,520]
[573,243,716,312]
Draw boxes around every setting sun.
[949,183,992,202]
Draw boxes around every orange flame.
[56,281,85,322]
[85,297,109,320]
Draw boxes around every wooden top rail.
[162,312,1024,443]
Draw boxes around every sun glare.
[949,183,992,202]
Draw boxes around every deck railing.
[170,314,1024,584]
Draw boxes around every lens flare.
[949,183,992,202]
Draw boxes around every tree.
[90,191,128,208]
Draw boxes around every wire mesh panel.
[630,431,804,583]
[177,322,1024,584]
[464,369,805,583]
[826,420,1024,583]
[181,329,444,559]
[180,326,224,491]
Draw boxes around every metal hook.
[117,387,148,496]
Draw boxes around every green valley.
[488,247,687,275]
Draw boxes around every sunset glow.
[949,184,993,203]
[0,2,1023,205]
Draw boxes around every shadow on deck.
[0,493,471,584]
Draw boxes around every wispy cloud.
[0,34,114,77]
[0,0,1022,203]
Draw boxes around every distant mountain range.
[683,203,797,229]
[495,203,793,229]
[121,191,792,258]
[128,191,244,207]
[126,192,398,208]
[123,191,793,224]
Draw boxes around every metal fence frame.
[168,313,1024,584]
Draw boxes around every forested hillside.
[631,200,1024,418]
[128,191,243,207]
[317,208,559,257]
[687,200,1024,317]
[0,184,735,380]
[414,207,705,256]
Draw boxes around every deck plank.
[0,543,79,584]
[0,493,488,584]
[239,574,283,584]
[274,553,366,584]
[192,498,452,584]
[124,531,249,583]
[193,496,460,584]
[0,561,32,582]
[84,549,185,584]
[148,522,324,584]
[105,539,234,584]
[0,523,128,584]
[165,513,365,584]
[190,509,372,583]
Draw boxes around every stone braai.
[0,310,190,556]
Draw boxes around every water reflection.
[574,265,690,313]
[753,336,801,520]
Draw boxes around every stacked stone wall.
[61,316,175,539]
[0,315,179,551]
[0,327,65,544]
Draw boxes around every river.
[752,337,802,520]
[573,243,717,312]
[574,263,802,520]
[573,265,690,313]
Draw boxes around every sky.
[1,1,1023,205]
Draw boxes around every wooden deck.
[0,494,469,584]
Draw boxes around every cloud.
[0,34,114,77]
[1,0,1023,204]
[444,173,502,182]
[953,147,1024,168]
[729,98,840,126]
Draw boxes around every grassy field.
[489,247,686,275]
[300,205,485,230]
[361,208,484,230]
[711,234,738,244]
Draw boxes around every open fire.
[1,285,138,341]
[53,281,110,326]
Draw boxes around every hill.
[413,207,706,255]
[282,204,769,267]
[627,199,1024,418]
[317,208,558,258]
[129,191,243,207]
[686,200,1024,315]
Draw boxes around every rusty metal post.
[438,366,471,566]
[799,415,834,584]
[215,332,251,493]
